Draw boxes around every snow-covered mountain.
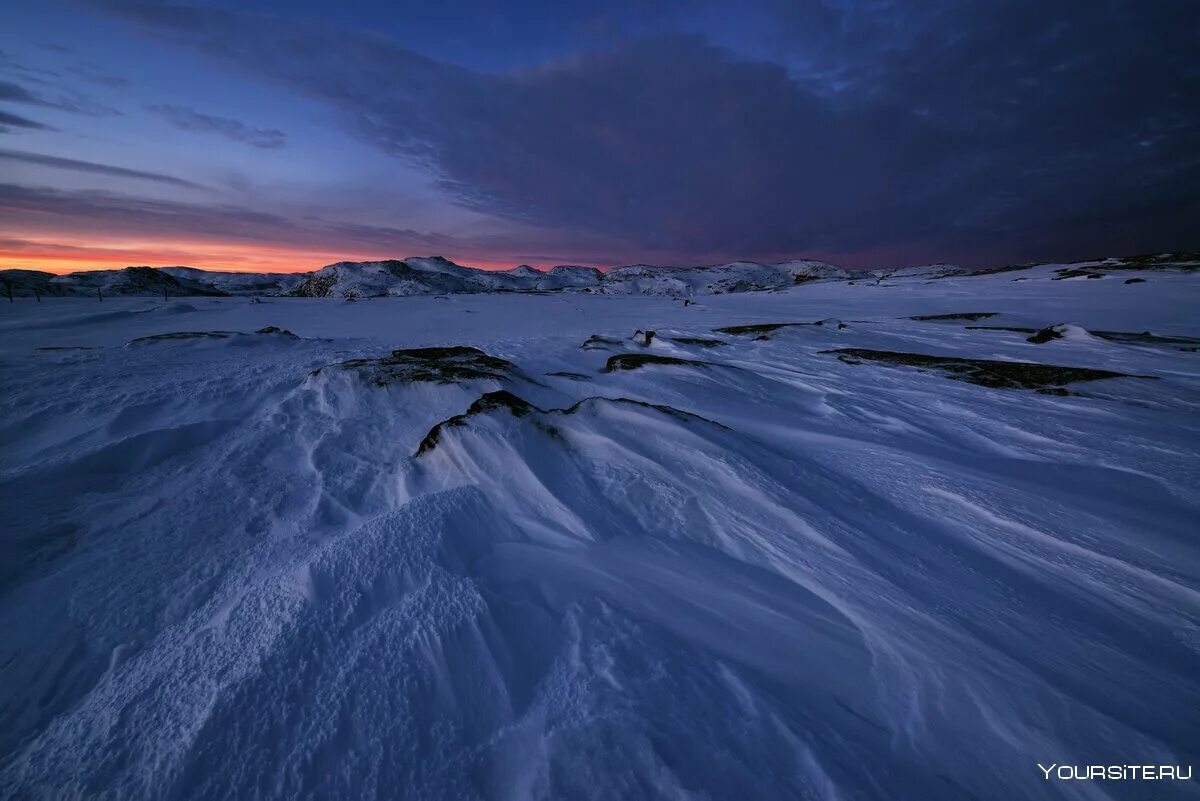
[0,266,228,298]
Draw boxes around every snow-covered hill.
[0,266,228,298]
[287,257,859,298]
[1,257,855,299]
[160,267,308,296]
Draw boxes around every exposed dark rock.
[129,327,302,345]
[1027,327,1062,344]
[713,322,801,336]
[715,319,845,336]
[415,390,533,455]
[290,273,338,298]
[128,331,238,344]
[825,348,1149,391]
[603,353,713,372]
[669,337,728,347]
[416,390,728,456]
[545,371,592,380]
[580,334,624,350]
[969,325,1200,347]
[1124,278,1147,284]
[1052,269,1104,280]
[320,345,519,386]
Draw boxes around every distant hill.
[2,252,1194,299]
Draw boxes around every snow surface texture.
[1,262,1198,800]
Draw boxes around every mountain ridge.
[2,252,1196,299]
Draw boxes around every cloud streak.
[0,110,55,132]
[0,80,56,106]
[147,104,286,149]
[0,148,202,187]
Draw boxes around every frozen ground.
[1,263,1198,800]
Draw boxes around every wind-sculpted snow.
[1,263,1199,799]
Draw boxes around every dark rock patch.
[415,390,533,455]
[714,322,800,336]
[1124,278,1146,284]
[128,331,238,344]
[128,327,304,345]
[416,390,727,457]
[826,348,1149,392]
[320,345,519,386]
[545,371,592,380]
[255,326,298,337]
[1052,269,1104,280]
[1027,327,1063,344]
[969,324,1200,347]
[580,334,624,350]
[669,337,728,348]
[603,353,713,372]
[715,319,846,337]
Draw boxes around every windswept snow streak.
[1,266,1198,800]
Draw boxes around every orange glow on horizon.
[0,237,541,274]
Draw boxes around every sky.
[0,0,1197,274]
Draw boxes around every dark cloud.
[0,148,201,187]
[92,0,1200,264]
[147,104,286,149]
[0,110,55,132]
